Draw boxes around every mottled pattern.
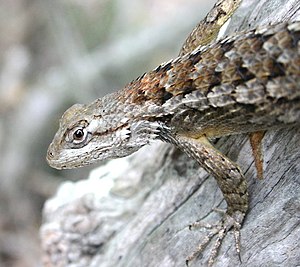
[113,21,300,138]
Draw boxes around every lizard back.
[117,21,300,138]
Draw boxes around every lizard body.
[48,21,300,168]
[47,0,300,265]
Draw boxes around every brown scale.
[274,30,294,50]
[123,73,163,105]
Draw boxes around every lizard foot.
[186,210,245,266]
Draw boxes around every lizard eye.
[69,127,88,144]
[74,128,85,140]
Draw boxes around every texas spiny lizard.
[47,0,300,265]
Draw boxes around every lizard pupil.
[73,129,84,140]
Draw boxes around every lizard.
[46,0,300,265]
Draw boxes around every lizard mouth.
[46,144,112,170]
[46,155,90,170]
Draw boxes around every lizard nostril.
[47,149,54,159]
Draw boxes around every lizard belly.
[168,98,300,138]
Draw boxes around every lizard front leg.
[172,135,248,266]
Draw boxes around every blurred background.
[0,0,215,266]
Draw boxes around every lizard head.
[46,99,161,169]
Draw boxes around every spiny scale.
[110,21,300,138]
[122,21,300,103]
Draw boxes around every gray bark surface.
[41,0,300,266]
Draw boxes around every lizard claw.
[186,211,245,266]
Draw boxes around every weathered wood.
[40,0,300,266]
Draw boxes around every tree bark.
[40,0,300,266]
